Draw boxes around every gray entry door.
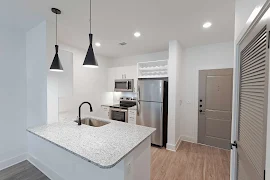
[198,68,233,150]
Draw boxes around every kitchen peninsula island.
[27,116,155,180]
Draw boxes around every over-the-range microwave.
[114,79,134,92]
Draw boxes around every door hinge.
[230,141,237,149]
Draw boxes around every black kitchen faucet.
[78,102,93,125]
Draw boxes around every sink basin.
[74,118,110,127]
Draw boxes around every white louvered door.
[237,18,269,180]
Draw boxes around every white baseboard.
[0,153,27,171]
[180,136,196,143]
[166,136,196,152]
[27,154,64,180]
[166,136,181,152]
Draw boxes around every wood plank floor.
[0,160,49,180]
[0,141,230,180]
[151,141,230,180]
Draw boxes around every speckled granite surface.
[27,116,155,169]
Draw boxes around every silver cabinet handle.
[126,81,129,89]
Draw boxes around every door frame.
[231,1,270,180]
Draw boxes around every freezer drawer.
[137,101,163,146]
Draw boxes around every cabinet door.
[102,106,110,118]
[124,66,137,92]
[128,110,136,124]
[117,67,126,79]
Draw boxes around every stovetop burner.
[110,97,137,109]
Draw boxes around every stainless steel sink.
[74,118,110,127]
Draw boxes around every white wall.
[46,22,59,124]
[235,0,266,39]
[26,21,48,128]
[58,43,112,120]
[167,41,183,151]
[111,51,168,67]
[179,41,234,143]
[0,27,27,168]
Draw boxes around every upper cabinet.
[137,60,168,79]
[108,65,137,92]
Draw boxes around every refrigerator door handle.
[137,101,140,116]
[138,84,140,100]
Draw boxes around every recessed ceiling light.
[203,22,212,28]
[95,42,101,47]
[134,32,141,37]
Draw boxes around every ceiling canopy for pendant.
[50,8,63,72]
[83,0,98,68]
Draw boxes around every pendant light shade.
[50,45,63,71]
[83,0,98,68]
[50,8,63,72]
[83,34,98,68]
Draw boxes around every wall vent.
[119,42,127,46]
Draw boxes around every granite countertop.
[27,116,155,169]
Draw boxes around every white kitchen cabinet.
[102,106,110,119]
[107,65,138,92]
[128,109,137,124]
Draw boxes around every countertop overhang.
[27,116,155,169]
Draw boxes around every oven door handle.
[110,108,128,112]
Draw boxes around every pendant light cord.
[56,13,58,45]
[90,0,91,34]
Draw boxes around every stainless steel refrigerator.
[137,79,168,147]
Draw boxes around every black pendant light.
[50,8,63,72]
[83,0,98,68]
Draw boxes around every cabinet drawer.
[128,110,136,115]
[128,116,136,124]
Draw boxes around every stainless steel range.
[109,97,136,123]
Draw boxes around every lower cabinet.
[102,106,110,119]
[128,110,137,124]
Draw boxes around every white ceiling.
[0,0,235,58]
